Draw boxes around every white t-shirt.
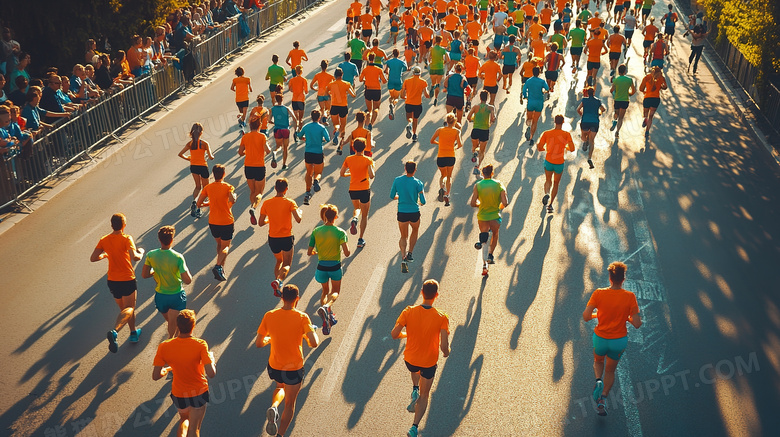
[493,11,508,28]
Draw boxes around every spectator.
[94,54,116,90]
[71,65,101,100]
[143,37,155,71]
[85,38,100,66]
[83,64,102,96]
[127,35,147,77]
[8,51,30,92]
[172,16,196,52]
[9,76,28,106]
[0,74,7,103]
[5,103,31,150]
[0,105,21,158]
[41,74,79,115]
[111,50,135,82]
[1,28,21,76]
[191,12,206,35]
[21,86,69,133]
[222,0,243,18]
[152,27,168,65]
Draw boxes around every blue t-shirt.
[21,104,47,130]
[446,73,467,97]
[385,58,408,85]
[502,47,519,66]
[40,87,65,113]
[271,105,290,129]
[522,76,549,101]
[338,61,359,84]
[390,175,426,213]
[300,121,330,154]
[580,96,602,123]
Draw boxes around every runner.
[367,38,388,67]
[478,0,491,31]
[387,8,401,45]
[568,20,587,73]
[91,213,145,353]
[360,6,375,43]
[231,67,252,132]
[327,68,357,149]
[537,114,575,213]
[178,123,214,219]
[418,18,435,68]
[540,2,554,32]
[287,65,308,137]
[250,95,270,135]
[429,35,450,106]
[299,110,331,206]
[269,93,298,170]
[613,0,627,24]
[340,138,376,248]
[448,30,464,70]
[430,113,463,206]
[562,2,573,33]
[285,41,308,77]
[370,0,383,34]
[197,164,236,281]
[358,53,387,129]
[266,54,287,102]
[308,204,350,335]
[500,35,521,92]
[576,86,606,168]
[469,164,509,273]
[348,30,368,73]
[345,111,373,156]
[385,48,408,121]
[466,90,497,175]
[606,26,626,77]
[640,0,655,27]
[521,66,549,145]
[238,116,271,225]
[661,4,678,47]
[639,65,667,139]
[338,52,360,87]
[519,53,536,104]
[311,60,334,126]
[259,178,303,296]
[443,62,468,123]
[582,261,642,416]
[478,51,502,105]
[583,29,607,86]
[463,47,481,110]
[152,309,216,437]
[401,66,430,142]
[686,19,708,74]
[624,9,638,48]
[642,17,659,62]
[544,42,565,94]
[390,279,450,437]
[256,284,319,436]
[648,33,669,68]
[390,161,427,273]
[609,64,635,138]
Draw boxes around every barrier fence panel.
[1,0,321,211]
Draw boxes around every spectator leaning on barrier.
[40,74,72,114]
[172,16,196,53]
[0,105,21,158]
[22,86,69,133]
[127,35,148,77]
[3,103,32,154]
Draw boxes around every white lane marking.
[617,354,644,437]
[622,241,650,263]
[327,19,345,32]
[320,265,384,401]
[76,221,106,244]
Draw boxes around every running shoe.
[487,253,495,264]
[412,134,418,142]
[465,99,471,111]
[357,238,366,248]
[190,200,197,217]
[332,130,339,145]
[303,193,310,205]
[317,307,331,335]
[610,120,617,131]
[216,265,227,281]
[433,97,438,106]
[212,265,221,280]
[249,208,257,225]
[437,187,445,202]
[542,194,550,205]
[407,388,420,413]
[293,131,298,142]
[597,396,608,416]
[525,127,531,140]
[582,141,589,151]
[401,260,409,273]
[282,164,288,170]
[474,241,482,250]
[350,217,358,235]
[588,159,595,169]
[545,92,550,100]
[529,139,534,146]
[328,307,338,326]
[406,123,413,139]
[482,264,489,276]
[129,328,141,343]
[593,379,604,401]
[444,194,450,206]
[367,123,373,131]
[547,204,554,213]
[389,103,395,120]
[405,252,414,262]
[641,118,647,128]
[337,146,343,155]
[408,426,419,437]
[471,151,478,163]
[313,179,321,192]
[271,279,282,297]
[473,166,480,176]
[107,330,118,353]
[271,154,277,169]
[194,208,202,219]
[266,407,279,436]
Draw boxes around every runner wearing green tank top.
[469,164,509,273]
[609,64,636,138]
[429,35,449,105]
[568,20,587,73]
[466,90,497,176]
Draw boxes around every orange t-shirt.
[350,127,373,153]
[588,17,602,30]
[640,74,667,98]
[96,233,136,281]
[402,76,428,105]
[312,71,334,96]
[203,181,235,225]
[527,23,546,41]
[328,80,354,106]
[288,48,306,67]
[444,14,460,31]
[540,8,553,24]
[153,337,213,398]
[521,4,536,17]
[464,54,480,78]
[434,0,448,13]
[587,288,639,339]
[359,65,386,90]
[250,106,269,130]
[396,305,450,368]
[241,131,267,167]
[344,154,374,190]
[538,128,574,164]
[288,75,308,102]
[608,34,625,53]
[479,61,502,86]
[531,39,547,58]
[260,196,299,238]
[350,1,363,17]
[232,76,251,102]
[521,60,536,78]
[360,13,374,28]
[188,140,208,166]
[403,13,415,29]
[586,38,604,62]
[466,21,482,40]
[436,127,460,157]
[257,308,314,370]
[644,25,659,41]
[457,4,469,17]
[366,46,387,64]
[419,26,435,43]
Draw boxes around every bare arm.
[181,270,193,285]
[391,322,407,339]
[142,264,153,279]
[500,190,509,208]
[90,247,106,262]
[629,312,642,329]
[305,330,319,348]
[341,242,351,258]
[292,208,303,223]
[440,329,450,357]
[152,365,170,381]
[177,144,190,161]
[469,184,479,207]
[582,304,597,322]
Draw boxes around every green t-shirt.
[476,179,505,221]
[550,33,566,51]
[309,225,348,262]
[612,75,633,101]
[568,28,587,48]
[430,45,447,69]
[507,25,520,36]
[144,249,188,294]
[577,10,592,22]
[348,38,367,60]
[478,0,489,10]
[266,64,286,85]
[642,0,653,8]
[473,103,492,130]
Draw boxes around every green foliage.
[2,0,188,77]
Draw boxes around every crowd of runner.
[86,0,712,434]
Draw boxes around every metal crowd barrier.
[0,0,322,211]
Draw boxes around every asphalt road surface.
[1,1,779,436]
